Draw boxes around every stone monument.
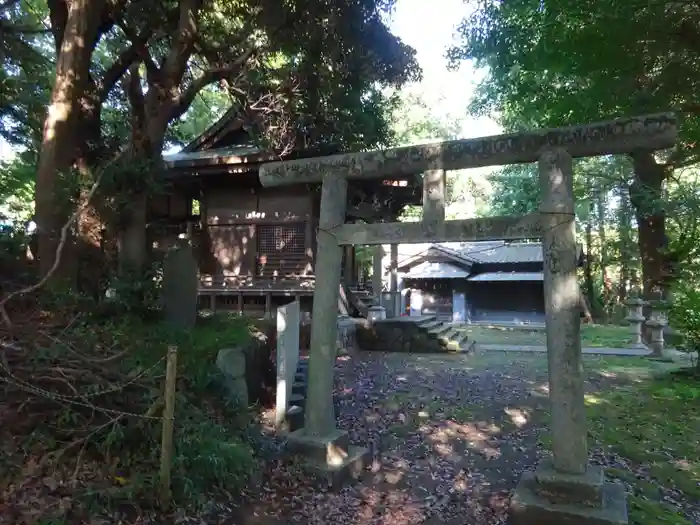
[275,300,301,429]
[162,238,198,329]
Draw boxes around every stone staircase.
[356,314,475,354]
[415,316,474,352]
[339,284,379,317]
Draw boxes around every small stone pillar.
[510,148,628,525]
[646,299,672,361]
[625,297,648,350]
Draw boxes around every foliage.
[0,0,52,147]
[1,310,265,520]
[389,85,491,221]
[448,0,700,158]
[0,152,36,224]
[449,0,700,298]
[670,286,700,368]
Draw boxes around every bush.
[670,287,700,370]
[1,310,265,520]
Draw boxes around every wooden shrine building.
[150,109,422,317]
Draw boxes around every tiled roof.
[454,241,544,264]
[404,261,471,279]
[467,271,544,282]
[395,240,545,268]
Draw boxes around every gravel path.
[230,352,555,525]
[208,351,693,525]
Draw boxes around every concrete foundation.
[510,461,628,525]
[286,428,370,490]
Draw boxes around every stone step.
[427,323,452,337]
[446,330,474,352]
[417,320,443,331]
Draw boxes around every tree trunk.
[616,184,634,303]
[629,152,670,298]
[117,0,202,275]
[584,205,596,316]
[35,0,104,281]
[596,188,610,319]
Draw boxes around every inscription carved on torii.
[259,113,677,524]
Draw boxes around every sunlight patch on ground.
[584,394,604,405]
[504,407,530,427]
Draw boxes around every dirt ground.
[216,351,695,525]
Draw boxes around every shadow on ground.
[234,351,697,525]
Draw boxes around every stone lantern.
[367,305,387,322]
[646,299,672,361]
[625,297,647,350]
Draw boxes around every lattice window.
[257,224,305,255]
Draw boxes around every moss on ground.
[456,323,633,348]
[585,365,699,525]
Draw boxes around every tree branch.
[125,63,146,134]
[162,0,202,90]
[97,31,153,101]
[115,21,161,83]
[47,0,68,50]
[170,42,260,120]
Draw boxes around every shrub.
[2,310,263,520]
[670,287,700,370]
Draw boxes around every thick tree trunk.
[35,0,104,281]
[117,0,201,274]
[629,152,670,298]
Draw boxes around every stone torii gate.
[258,114,676,524]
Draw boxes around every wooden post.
[237,293,243,315]
[390,244,399,317]
[539,148,587,475]
[372,245,384,305]
[343,245,354,284]
[265,292,272,319]
[159,345,178,509]
[305,174,348,436]
[304,219,314,275]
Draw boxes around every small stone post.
[510,148,628,524]
[625,297,648,349]
[646,299,672,361]
[286,174,370,485]
[275,300,301,429]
